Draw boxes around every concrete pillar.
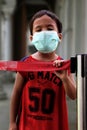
[0,5,7,100]
[0,1,16,100]
[1,12,12,60]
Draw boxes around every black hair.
[29,10,62,35]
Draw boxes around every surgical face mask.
[31,31,60,53]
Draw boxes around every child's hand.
[9,123,17,130]
[9,128,17,130]
[53,60,68,80]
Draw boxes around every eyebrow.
[34,26,41,29]
[34,24,55,29]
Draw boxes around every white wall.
[83,0,87,52]
[55,0,87,59]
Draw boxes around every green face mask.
[31,31,60,53]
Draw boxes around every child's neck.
[32,51,58,61]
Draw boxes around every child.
[9,10,76,130]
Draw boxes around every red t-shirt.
[18,56,69,130]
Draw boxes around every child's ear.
[58,33,62,40]
[29,35,33,41]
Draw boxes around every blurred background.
[0,0,87,129]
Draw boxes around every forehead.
[33,15,57,28]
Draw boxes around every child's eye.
[47,28,54,30]
[36,29,42,32]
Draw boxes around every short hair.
[29,10,62,35]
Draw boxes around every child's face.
[32,15,59,34]
[30,14,62,53]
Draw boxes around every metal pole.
[76,54,87,130]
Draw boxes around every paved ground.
[0,82,77,130]
[0,83,13,130]
[67,97,77,130]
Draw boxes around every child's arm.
[53,60,76,100]
[9,72,24,130]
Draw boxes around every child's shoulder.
[20,56,29,61]
[21,55,37,62]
